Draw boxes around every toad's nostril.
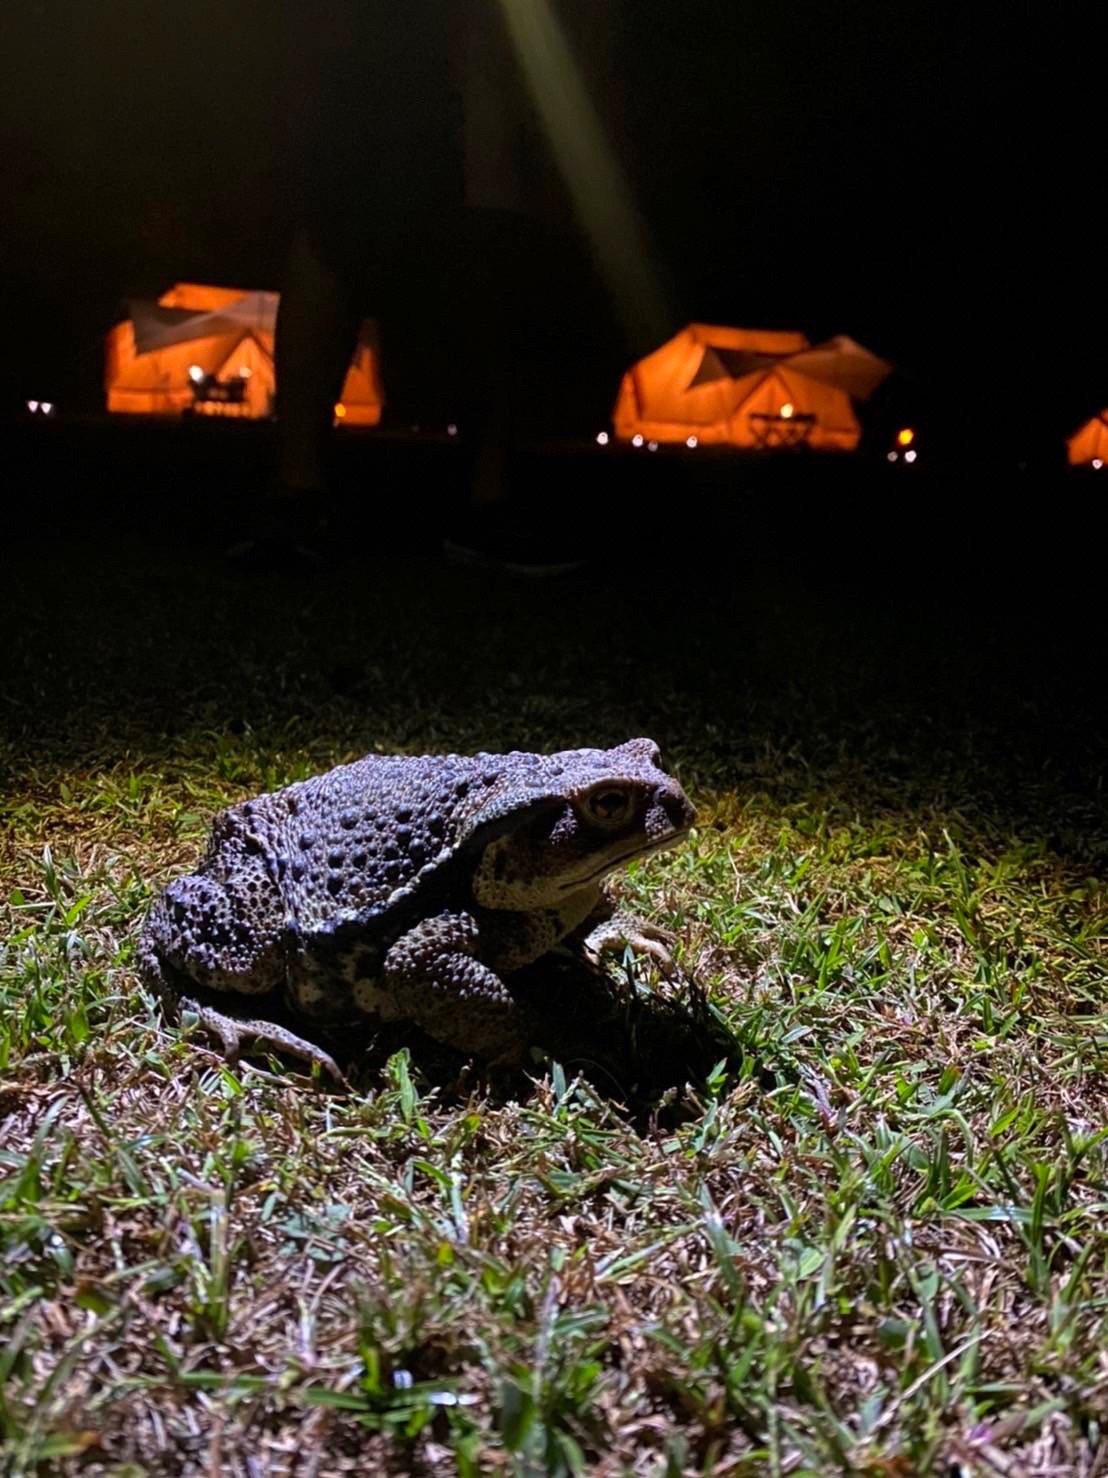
[660,788,696,831]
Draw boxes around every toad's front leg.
[574,903,682,979]
[366,911,533,1064]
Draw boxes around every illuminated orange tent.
[613,324,892,451]
[105,282,383,425]
[1067,411,1108,466]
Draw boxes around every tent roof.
[688,331,891,401]
[130,289,279,355]
[688,323,810,356]
[691,348,781,385]
[1066,408,1108,463]
[785,335,893,401]
[158,283,252,311]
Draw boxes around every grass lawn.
[2,497,1108,1476]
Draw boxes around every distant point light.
[648,440,659,452]
[780,402,795,419]
[238,366,252,379]
[686,435,699,449]
[1094,458,1104,470]
[447,423,458,437]
[632,433,644,447]
[41,402,54,416]
[896,427,915,447]
[188,364,204,383]
[595,430,610,446]
[887,451,898,462]
[904,449,917,464]
[27,400,39,413]
[334,402,347,419]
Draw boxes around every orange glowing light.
[896,427,915,447]
[334,403,347,419]
[780,402,794,419]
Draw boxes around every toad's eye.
[586,788,632,825]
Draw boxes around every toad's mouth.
[557,828,691,892]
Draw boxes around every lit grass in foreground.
[2,546,1108,1475]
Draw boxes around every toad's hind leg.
[173,991,349,1086]
[138,873,349,1086]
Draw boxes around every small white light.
[686,435,698,449]
[188,364,204,383]
[632,433,644,447]
[887,451,898,462]
[780,402,794,419]
[648,440,659,452]
[238,366,252,379]
[447,423,458,437]
[27,400,39,413]
[595,430,609,446]
[41,402,54,415]
[904,449,917,464]
[1094,458,1104,470]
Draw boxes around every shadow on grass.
[161,950,744,1123]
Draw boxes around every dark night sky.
[0,1,1096,451]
